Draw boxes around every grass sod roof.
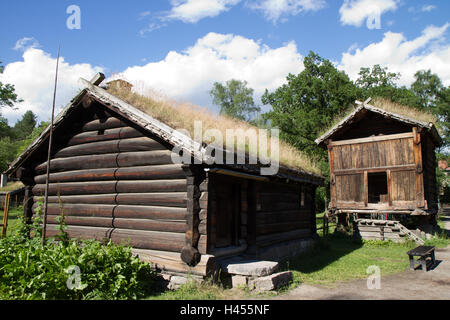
[106,85,322,177]
[5,77,323,184]
[315,97,442,147]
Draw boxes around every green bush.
[0,213,157,300]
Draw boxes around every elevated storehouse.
[316,100,442,225]
[6,74,323,277]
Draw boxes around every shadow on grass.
[280,232,364,275]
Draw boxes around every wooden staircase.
[355,219,425,244]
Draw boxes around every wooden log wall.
[31,112,188,253]
[253,180,314,251]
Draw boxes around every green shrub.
[0,212,157,300]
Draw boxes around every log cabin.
[316,99,442,232]
[5,74,323,278]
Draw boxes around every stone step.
[218,257,279,277]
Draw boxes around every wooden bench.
[407,246,436,272]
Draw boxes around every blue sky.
[0,0,449,124]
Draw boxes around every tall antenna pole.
[42,46,60,245]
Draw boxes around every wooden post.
[363,170,368,207]
[413,127,425,208]
[387,170,392,207]
[326,140,336,209]
[180,164,201,266]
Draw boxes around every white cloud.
[0,48,103,124]
[166,0,241,23]
[421,5,436,12]
[115,32,304,109]
[13,37,40,51]
[339,0,399,27]
[247,0,326,23]
[339,23,450,87]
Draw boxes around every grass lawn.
[283,235,417,288]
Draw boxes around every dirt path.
[274,209,450,300]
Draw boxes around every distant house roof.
[315,100,443,147]
[6,75,324,185]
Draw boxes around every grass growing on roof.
[318,96,439,139]
[107,86,321,175]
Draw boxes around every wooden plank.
[334,164,416,175]
[330,132,414,147]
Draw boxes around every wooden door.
[214,180,240,248]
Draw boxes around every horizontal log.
[39,192,187,208]
[47,215,113,228]
[258,198,301,212]
[67,127,144,146]
[116,193,187,207]
[33,203,115,217]
[132,249,216,277]
[113,218,186,233]
[256,229,312,247]
[33,203,187,220]
[81,117,125,131]
[33,181,116,196]
[110,229,185,252]
[35,150,174,173]
[45,224,112,241]
[256,221,311,236]
[114,205,187,220]
[34,165,186,184]
[55,137,166,158]
[256,210,312,225]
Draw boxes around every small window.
[368,172,388,203]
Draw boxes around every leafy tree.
[411,70,443,110]
[261,51,360,161]
[13,110,37,140]
[356,64,400,89]
[435,86,450,149]
[0,61,22,109]
[0,137,20,172]
[356,64,420,107]
[210,79,260,121]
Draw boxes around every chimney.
[106,79,133,92]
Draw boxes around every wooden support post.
[180,165,201,266]
[413,127,425,208]
[363,171,368,207]
[326,140,336,209]
[387,169,392,207]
